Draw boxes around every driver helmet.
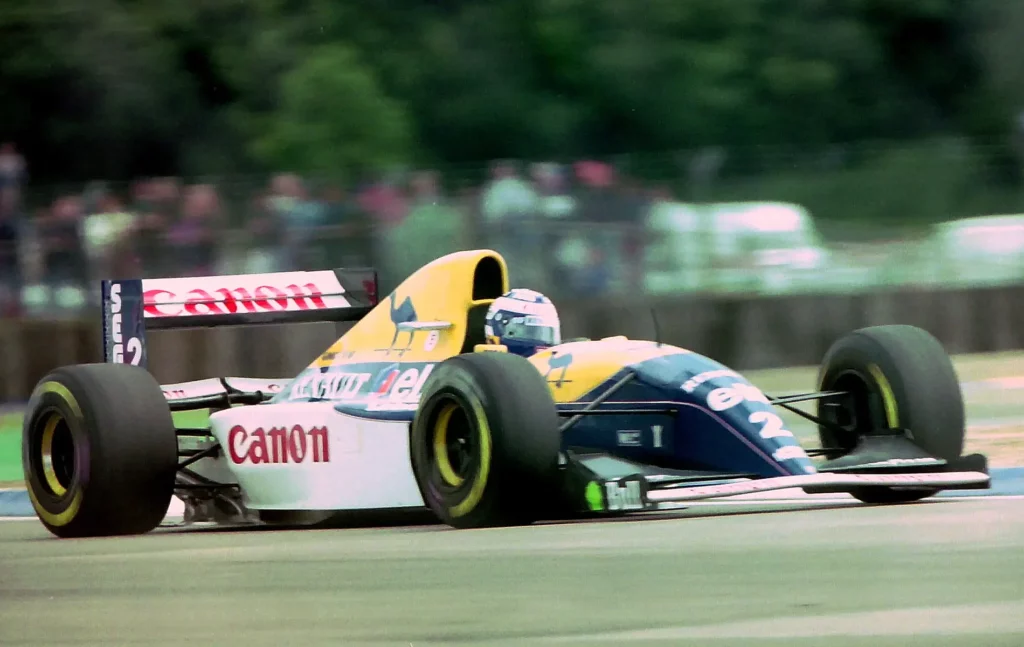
[484,288,561,358]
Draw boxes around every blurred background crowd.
[4,1,1024,318]
[5,139,1024,319]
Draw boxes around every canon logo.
[144,283,329,317]
[109,283,143,365]
[227,424,330,465]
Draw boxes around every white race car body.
[164,376,428,512]
[209,403,422,511]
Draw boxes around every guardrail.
[2,283,1022,401]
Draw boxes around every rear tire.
[409,352,561,529]
[22,364,177,538]
[815,325,965,504]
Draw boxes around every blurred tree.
[250,44,413,177]
[0,0,204,182]
[0,0,1010,186]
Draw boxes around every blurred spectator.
[318,183,371,268]
[165,184,221,276]
[355,170,410,289]
[357,170,409,230]
[0,217,19,316]
[0,142,27,221]
[384,170,465,285]
[481,160,537,224]
[82,191,136,281]
[268,173,332,269]
[480,160,541,286]
[24,196,88,314]
[130,178,181,278]
[546,161,622,295]
[0,143,26,315]
[242,189,287,273]
[530,162,575,220]
[5,154,663,313]
[528,162,576,295]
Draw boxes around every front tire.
[815,325,965,504]
[22,364,178,538]
[409,352,561,529]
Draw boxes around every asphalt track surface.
[2,496,1024,647]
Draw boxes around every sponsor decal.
[585,481,605,511]
[696,382,805,460]
[385,292,418,355]
[424,330,440,352]
[681,369,741,393]
[290,371,371,400]
[365,364,435,411]
[616,430,642,447]
[605,480,645,511]
[706,382,770,412]
[544,351,574,387]
[162,388,188,399]
[227,424,330,465]
[143,283,329,317]
[109,283,143,365]
[748,410,795,440]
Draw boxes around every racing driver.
[483,288,561,357]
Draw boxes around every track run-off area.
[2,491,1024,646]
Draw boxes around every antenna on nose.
[651,307,662,347]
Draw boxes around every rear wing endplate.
[101,268,378,368]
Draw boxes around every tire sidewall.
[21,364,177,537]
[410,353,561,528]
[411,359,499,525]
[817,330,964,461]
[815,326,965,504]
[22,379,94,531]
[817,341,907,449]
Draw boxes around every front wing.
[563,451,991,514]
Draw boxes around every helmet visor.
[505,315,560,345]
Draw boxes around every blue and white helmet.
[484,289,561,358]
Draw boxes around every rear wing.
[101,268,378,368]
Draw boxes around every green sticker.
[585,481,605,512]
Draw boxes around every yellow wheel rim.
[450,398,491,519]
[867,364,900,429]
[40,412,67,496]
[432,403,464,487]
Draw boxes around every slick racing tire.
[814,325,965,504]
[410,351,561,529]
[22,364,177,538]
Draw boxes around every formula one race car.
[21,250,990,538]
